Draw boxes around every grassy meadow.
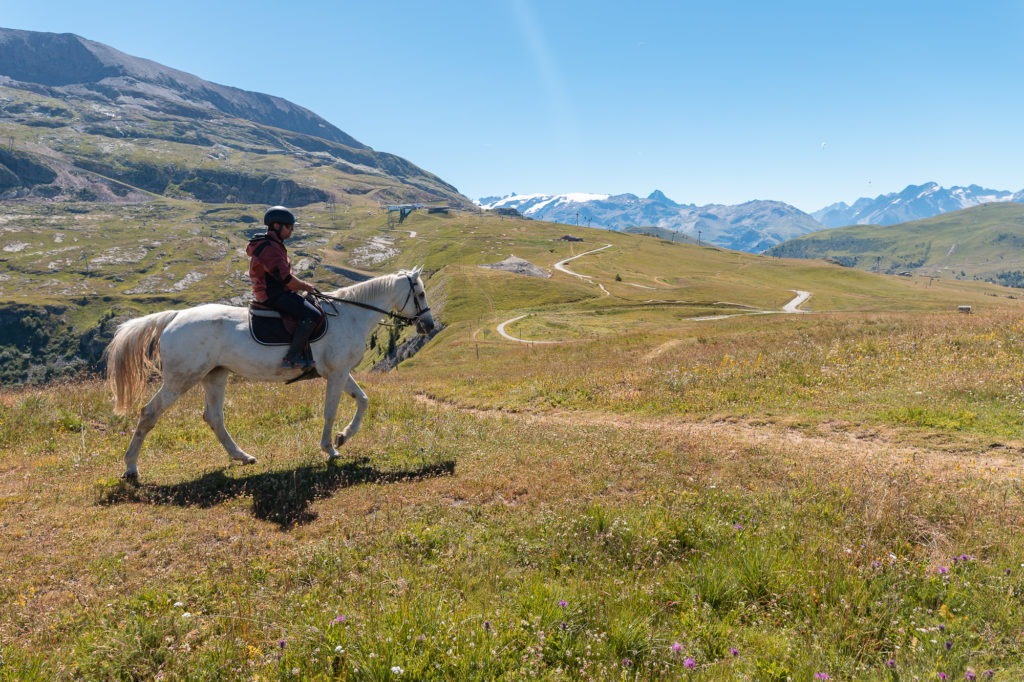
[3,211,1024,680]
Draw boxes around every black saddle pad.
[249,308,328,346]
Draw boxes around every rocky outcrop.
[0,148,57,192]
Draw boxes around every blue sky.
[4,0,1024,212]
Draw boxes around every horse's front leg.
[332,373,368,450]
[320,373,348,460]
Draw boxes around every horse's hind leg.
[122,383,185,480]
[201,367,256,466]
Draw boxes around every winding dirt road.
[496,244,812,343]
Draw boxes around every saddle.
[248,300,328,346]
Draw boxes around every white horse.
[104,267,435,480]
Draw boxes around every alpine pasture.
[2,207,1024,680]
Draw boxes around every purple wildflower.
[886,659,896,668]
[733,522,743,530]
[671,642,683,652]
[939,674,948,681]
[945,640,953,650]
[483,620,491,630]
[730,648,739,657]
[938,566,950,574]
[815,674,830,681]
[622,658,632,668]
[278,639,287,649]
[558,599,568,608]
[938,624,946,632]
[984,672,994,679]
[966,673,977,681]
[330,615,346,625]
[684,657,696,669]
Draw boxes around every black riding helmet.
[264,206,296,229]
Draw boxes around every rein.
[309,276,429,328]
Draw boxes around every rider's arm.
[286,276,317,294]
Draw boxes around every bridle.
[311,274,431,328]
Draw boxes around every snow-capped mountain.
[812,182,1024,227]
[477,191,824,253]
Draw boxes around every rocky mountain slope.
[0,27,469,208]
[477,190,824,253]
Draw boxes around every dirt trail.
[415,394,1024,481]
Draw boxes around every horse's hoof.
[335,433,347,447]
[240,457,257,466]
[121,471,139,484]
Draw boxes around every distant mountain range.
[477,191,824,253]
[812,182,1024,227]
[480,182,1024,254]
[0,26,468,207]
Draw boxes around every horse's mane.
[328,271,410,301]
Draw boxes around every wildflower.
[945,640,953,650]
[684,657,696,669]
[278,639,287,649]
[558,599,568,607]
[173,601,184,608]
[938,566,950,574]
[886,659,896,668]
[560,621,567,631]
[730,648,739,657]
[391,666,404,676]
[181,612,192,619]
[939,674,947,681]
[483,620,491,630]
[938,624,946,632]
[984,672,994,679]
[335,646,345,654]
[622,658,632,668]
[815,674,830,681]
[1006,569,1012,576]
[330,615,346,625]
[966,673,977,681]
[672,642,683,652]
[733,522,743,531]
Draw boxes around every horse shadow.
[99,457,456,530]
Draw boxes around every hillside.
[4,207,1024,678]
[0,28,469,207]
[766,202,1024,286]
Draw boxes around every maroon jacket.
[246,232,292,302]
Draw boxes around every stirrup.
[282,357,315,369]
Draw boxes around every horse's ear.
[413,265,423,275]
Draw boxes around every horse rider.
[247,206,321,369]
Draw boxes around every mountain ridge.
[812,182,1024,227]
[0,26,470,208]
[477,191,824,253]
[0,27,367,149]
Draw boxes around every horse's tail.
[104,310,181,415]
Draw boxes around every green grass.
[4,86,1024,676]
[768,202,1024,283]
[3,302,1024,679]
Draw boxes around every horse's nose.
[417,315,435,335]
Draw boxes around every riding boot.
[282,317,317,368]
